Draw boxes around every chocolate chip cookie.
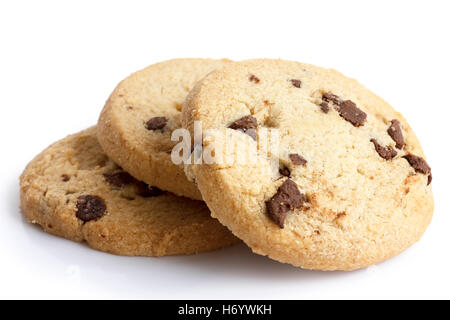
[182,59,434,270]
[97,58,230,200]
[20,127,238,256]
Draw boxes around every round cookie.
[98,58,230,200]
[20,127,238,256]
[182,59,434,270]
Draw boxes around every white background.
[0,0,449,299]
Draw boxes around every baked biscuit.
[20,127,238,256]
[182,59,433,270]
[98,58,230,200]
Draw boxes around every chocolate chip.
[61,174,70,182]
[76,195,106,222]
[136,185,165,198]
[428,173,432,185]
[104,171,165,197]
[322,92,342,105]
[387,119,405,149]
[370,139,397,160]
[104,172,136,187]
[337,100,367,127]
[266,179,307,228]
[228,115,258,139]
[290,79,302,88]
[145,117,167,130]
[403,154,431,175]
[229,115,257,131]
[279,166,291,177]
[322,92,366,126]
[289,153,307,166]
[249,74,260,83]
[319,102,329,113]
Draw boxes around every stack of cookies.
[20,59,434,271]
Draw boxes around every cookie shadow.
[5,174,25,223]
[8,174,355,289]
[160,243,352,281]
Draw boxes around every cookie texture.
[20,127,238,256]
[182,59,434,270]
[98,58,230,200]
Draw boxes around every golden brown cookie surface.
[182,59,434,270]
[98,58,230,200]
[20,127,238,256]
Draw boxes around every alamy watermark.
[170,121,281,173]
